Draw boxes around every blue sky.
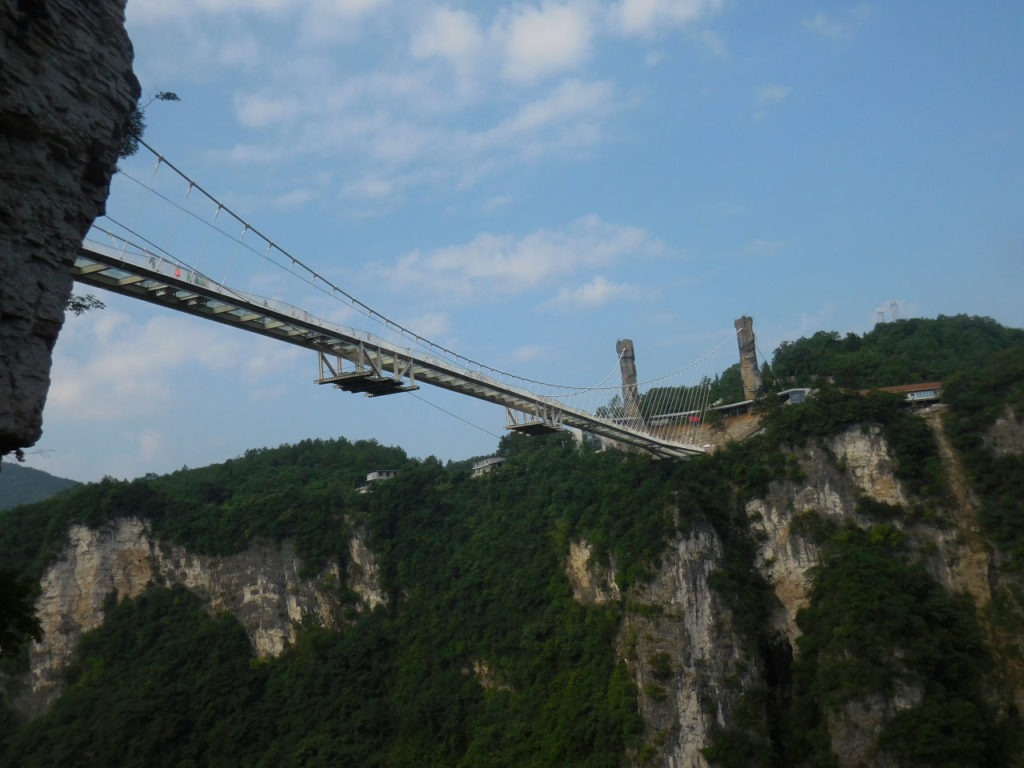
[20,0,1024,482]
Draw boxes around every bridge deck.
[73,240,706,459]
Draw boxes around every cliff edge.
[0,0,138,459]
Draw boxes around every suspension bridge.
[72,143,744,459]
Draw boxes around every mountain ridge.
[0,463,78,513]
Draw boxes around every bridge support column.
[734,316,762,401]
[616,339,644,425]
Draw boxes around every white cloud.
[411,6,485,71]
[128,0,297,25]
[297,111,436,163]
[341,175,398,200]
[270,187,320,208]
[402,312,451,339]
[501,78,613,135]
[803,6,870,39]
[452,78,615,168]
[319,70,439,114]
[802,12,843,38]
[482,194,512,212]
[610,0,724,36]
[299,0,391,42]
[215,142,291,166]
[293,78,617,200]
[547,275,641,309]
[235,92,301,129]
[142,6,630,206]
[644,50,664,67]
[497,3,593,83]
[507,345,545,362]
[220,34,263,71]
[747,239,784,255]
[698,28,728,58]
[374,214,659,302]
[754,83,790,119]
[46,311,284,422]
[756,83,790,104]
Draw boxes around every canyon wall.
[0,0,138,459]
[19,518,383,716]
[563,412,1022,767]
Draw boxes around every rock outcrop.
[20,518,382,716]
[747,424,906,645]
[569,417,1016,768]
[569,525,753,768]
[0,0,139,459]
[622,523,753,768]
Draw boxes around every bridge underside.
[73,241,706,459]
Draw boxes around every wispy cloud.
[609,0,724,36]
[802,12,843,38]
[698,28,728,59]
[802,5,871,39]
[507,345,546,363]
[133,0,731,207]
[754,83,790,119]
[373,214,660,303]
[545,275,643,310]
[411,5,486,90]
[747,239,785,255]
[756,83,790,105]
[232,76,620,202]
[46,311,291,422]
[482,194,512,212]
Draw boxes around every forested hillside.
[769,314,1024,389]
[0,463,77,512]
[1,315,1022,767]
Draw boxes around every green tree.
[0,569,41,658]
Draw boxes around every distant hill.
[0,462,78,511]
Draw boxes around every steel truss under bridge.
[73,239,705,459]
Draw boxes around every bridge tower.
[734,316,762,401]
[616,338,644,425]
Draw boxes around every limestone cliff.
[747,424,908,647]
[567,409,1022,768]
[18,518,383,716]
[622,524,753,768]
[569,527,754,768]
[0,0,138,459]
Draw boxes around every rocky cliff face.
[0,0,138,459]
[623,524,753,768]
[19,518,383,716]
[568,410,1022,768]
[746,424,907,647]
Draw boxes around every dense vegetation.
[770,314,1024,389]
[1,434,702,767]
[1,314,1022,766]
[0,438,408,585]
[943,340,1024,567]
[783,524,1012,767]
